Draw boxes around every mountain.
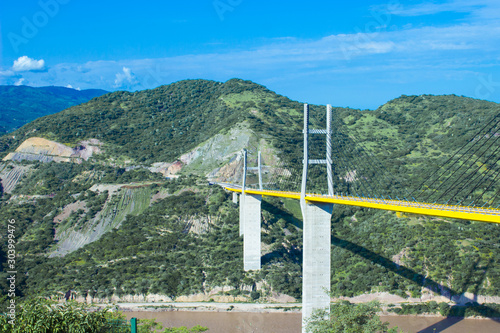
[0,85,108,134]
[0,79,499,309]
[0,79,300,164]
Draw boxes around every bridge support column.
[233,192,238,204]
[301,201,333,332]
[239,149,248,236]
[243,193,262,271]
[300,103,334,331]
[239,194,245,236]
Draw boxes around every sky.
[1,0,500,109]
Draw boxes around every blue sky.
[1,0,500,109]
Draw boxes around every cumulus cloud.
[1,4,499,107]
[65,84,81,90]
[12,56,45,72]
[14,78,25,86]
[114,67,137,88]
[6,22,500,91]
[0,70,15,77]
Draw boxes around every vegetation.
[0,298,207,333]
[0,79,499,317]
[138,319,208,333]
[305,301,400,333]
[0,85,107,134]
[0,298,112,332]
[329,206,500,298]
[0,80,266,163]
[2,171,499,308]
[389,301,500,317]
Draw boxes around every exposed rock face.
[148,162,173,177]
[331,291,500,305]
[16,137,74,156]
[53,201,88,223]
[89,184,123,197]
[0,162,31,193]
[172,122,283,185]
[174,293,249,303]
[5,153,66,163]
[179,122,256,177]
[183,215,217,234]
[146,162,183,178]
[50,185,151,257]
[207,153,244,183]
[72,139,103,160]
[3,137,102,163]
[167,161,183,175]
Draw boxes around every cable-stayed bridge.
[222,186,500,223]
[219,104,500,332]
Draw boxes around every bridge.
[223,185,500,223]
[220,104,500,332]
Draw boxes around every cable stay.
[220,104,500,224]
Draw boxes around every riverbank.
[112,301,500,318]
[114,301,302,313]
[110,302,500,332]
[119,310,500,333]
[70,291,500,307]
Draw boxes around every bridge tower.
[301,104,334,332]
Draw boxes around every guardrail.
[221,184,500,223]
[107,317,137,333]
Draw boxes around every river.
[123,311,500,332]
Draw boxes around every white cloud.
[14,78,25,86]
[390,2,474,16]
[12,56,45,72]
[389,0,499,19]
[3,18,499,106]
[114,67,137,88]
[0,1,497,108]
[65,84,81,90]
[0,70,15,77]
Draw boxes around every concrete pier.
[239,194,245,236]
[233,192,238,204]
[240,149,247,237]
[301,201,333,331]
[243,193,262,271]
[299,103,334,331]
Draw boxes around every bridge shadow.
[259,198,500,331]
[261,200,302,266]
[261,199,303,229]
[332,236,500,332]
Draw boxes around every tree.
[305,301,400,333]
[0,298,110,333]
[0,298,208,333]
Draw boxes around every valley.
[0,79,499,323]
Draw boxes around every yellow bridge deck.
[222,185,500,224]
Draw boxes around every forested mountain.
[0,85,108,134]
[0,79,302,164]
[0,79,499,309]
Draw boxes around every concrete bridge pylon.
[300,103,334,332]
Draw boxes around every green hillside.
[0,80,335,165]
[0,85,108,134]
[0,79,499,310]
